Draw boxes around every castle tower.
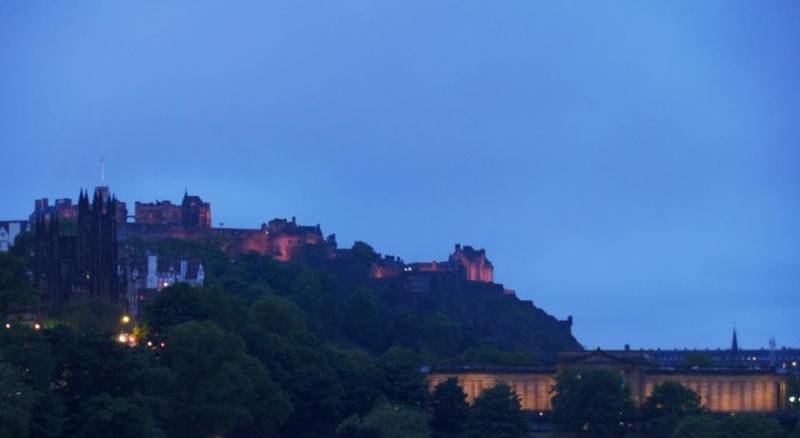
[36,188,120,306]
[181,191,211,228]
[34,213,63,305]
[449,244,494,283]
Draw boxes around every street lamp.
[121,315,131,324]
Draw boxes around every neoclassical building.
[426,349,790,414]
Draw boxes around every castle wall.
[135,201,182,224]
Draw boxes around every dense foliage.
[430,378,469,438]
[672,414,787,438]
[3,235,797,437]
[551,368,634,437]
[464,383,529,438]
[0,237,544,437]
[641,381,704,437]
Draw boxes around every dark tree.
[788,375,799,412]
[326,346,384,418]
[162,321,291,438]
[351,241,378,262]
[419,313,465,358]
[336,415,381,438]
[143,283,247,334]
[378,346,429,407]
[361,403,431,438]
[73,394,166,438]
[714,414,785,438]
[465,384,529,438]
[0,362,33,438]
[0,251,37,316]
[642,381,703,437]
[671,415,717,438]
[0,326,64,437]
[551,368,634,437]
[430,377,469,438]
[251,293,314,343]
[344,286,387,352]
[682,352,714,368]
[142,283,211,333]
[60,296,122,334]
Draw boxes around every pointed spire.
[78,188,89,211]
[731,324,739,352]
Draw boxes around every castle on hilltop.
[369,244,494,283]
[21,186,508,314]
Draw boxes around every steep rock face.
[367,270,582,360]
[306,254,582,360]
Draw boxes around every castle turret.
[449,244,494,283]
[181,191,211,228]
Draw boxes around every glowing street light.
[121,315,131,324]
[789,396,796,403]
[34,323,41,330]
[117,334,128,343]
[4,323,10,329]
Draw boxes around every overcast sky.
[2,1,798,350]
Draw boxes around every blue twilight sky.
[1,1,798,350]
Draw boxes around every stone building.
[122,254,205,317]
[31,191,127,225]
[34,188,122,306]
[180,192,211,228]
[0,220,29,251]
[131,191,210,228]
[425,349,790,415]
[370,244,494,283]
[646,330,800,369]
[134,200,182,225]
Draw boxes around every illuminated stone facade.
[426,350,789,414]
[427,369,557,411]
[372,244,494,283]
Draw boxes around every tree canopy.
[551,368,634,437]
[430,377,469,438]
[465,384,529,438]
[642,381,703,438]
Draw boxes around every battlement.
[135,200,182,225]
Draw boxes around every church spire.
[731,325,739,352]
